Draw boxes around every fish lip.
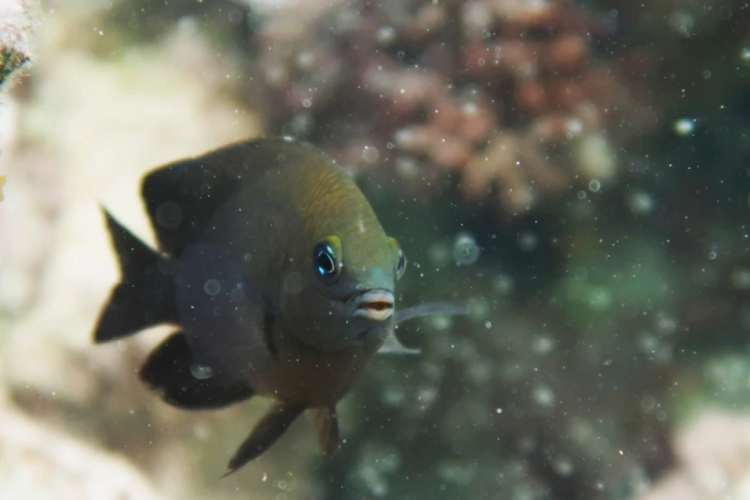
[350,289,394,322]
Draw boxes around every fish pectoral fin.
[140,331,255,410]
[312,406,340,457]
[223,402,305,477]
[377,332,422,356]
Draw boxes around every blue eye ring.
[313,241,341,283]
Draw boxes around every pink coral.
[256,0,656,215]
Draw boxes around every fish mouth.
[351,289,394,322]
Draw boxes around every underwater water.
[0,0,749,499]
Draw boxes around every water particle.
[496,408,503,414]
[628,190,654,215]
[301,98,312,108]
[674,118,695,136]
[484,321,492,329]
[376,26,396,45]
[190,364,214,380]
[588,179,601,192]
[204,279,221,296]
[532,384,555,407]
[155,201,182,229]
[517,231,538,252]
[708,251,717,260]
[362,146,380,163]
[730,268,750,289]
[262,473,267,482]
[453,232,480,266]
[552,455,575,477]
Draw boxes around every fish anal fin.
[139,331,254,410]
[312,406,340,457]
[223,402,305,477]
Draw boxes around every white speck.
[674,118,695,136]
[484,321,492,329]
[496,408,503,414]
[619,450,624,456]
[262,472,267,482]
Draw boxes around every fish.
[92,138,468,476]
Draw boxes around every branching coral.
[255,0,656,214]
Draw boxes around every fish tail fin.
[93,208,177,343]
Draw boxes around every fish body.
[93,138,466,475]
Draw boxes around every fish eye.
[390,237,407,280]
[396,246,407,280]
[313,239,342,284]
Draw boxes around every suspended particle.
[673,118,695,136]
[204,279,221,296]
[190,363,214,380]
[453,232,480,266]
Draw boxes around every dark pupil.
[317,249,335,275]
[398,250,405,270]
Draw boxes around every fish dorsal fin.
[141,138,325,257]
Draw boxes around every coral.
[255,0,656,214]
[0,0,35,89]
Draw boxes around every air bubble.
[452,232,480,266]
[362,146,380,163]
[155,201,182,229]
[204,279,221,296]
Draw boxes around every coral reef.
[0,0,34,89]
[254,0,656,214]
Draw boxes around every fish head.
[280,217,408,352]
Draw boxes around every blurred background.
[0,0,749,499]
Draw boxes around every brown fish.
[93,138,467,475]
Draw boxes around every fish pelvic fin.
[93,208,178,343]
[140,331,255,410]
[312,406,340,457]
[222,402,305,477]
